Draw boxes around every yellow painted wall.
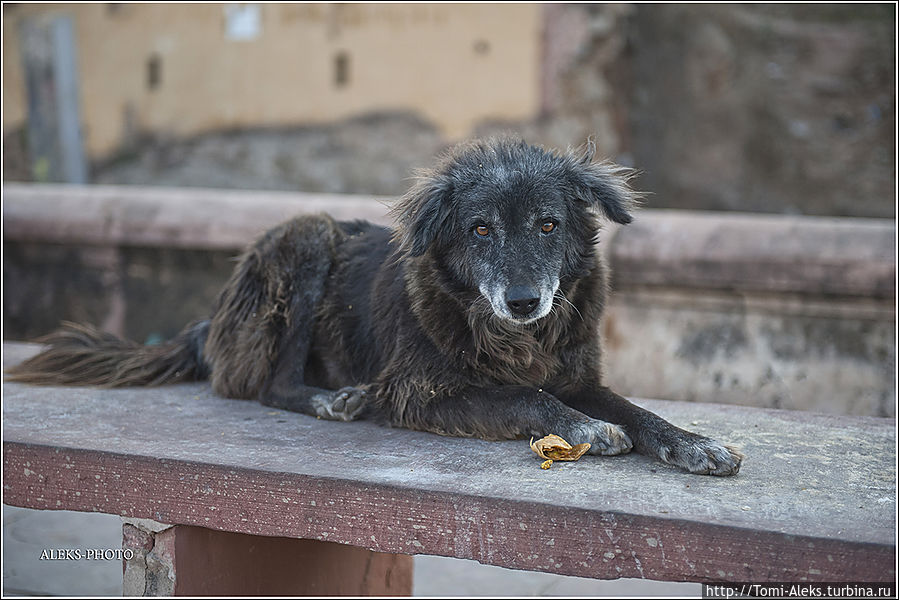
[2,3,541,159]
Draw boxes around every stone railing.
[4,182,895,416]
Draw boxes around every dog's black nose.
[505,286,541,317]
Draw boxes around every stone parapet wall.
[3,184,894,416]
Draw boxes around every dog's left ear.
[566,140,638,225]
[390,173,454,257]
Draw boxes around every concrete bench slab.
[2,341,895,590]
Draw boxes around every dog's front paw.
[577,421,633,456]
[660,434,743,476]
[312,387,367,421]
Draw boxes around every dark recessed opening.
[473,39,490,56]
[147,54,161,91]
[334,51,350,88]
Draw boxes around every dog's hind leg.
[203,215,367,421]
[260,320,368,421]
[561,386,743,476]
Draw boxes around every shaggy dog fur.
[8,137,742,475]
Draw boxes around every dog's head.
[392,137,638,324]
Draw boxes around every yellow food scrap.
[529,434,591,463]
[541,459,553,470]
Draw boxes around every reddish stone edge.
[3,441,894,584]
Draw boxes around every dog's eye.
[541,222,556,234]
[475,225,490,237]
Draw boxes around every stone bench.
[3,342,894,595]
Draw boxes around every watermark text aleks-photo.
[39,548,134,561]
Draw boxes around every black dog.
[8,137,742,475]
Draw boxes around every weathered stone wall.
[4,184,893,417]
[5,5,892,217]
[91,112,448,197]
[602,290,895,417]
[2,3,542,157]
[4,242,234,343]
[3,241,237,342]
[625,4,895,218]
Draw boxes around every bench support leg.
[122,522,413,596]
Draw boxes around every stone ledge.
[3,182,894,299]
[604,210,895,299]
[1,182,392,250]
[3,342,895,583]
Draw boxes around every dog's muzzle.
[480,279,559,324]
[505,285,541,317]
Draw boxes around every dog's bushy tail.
[5,320,210,387]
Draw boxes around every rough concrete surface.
[602,291,896,417]
[2,506,122,596]
[4,343,894,545]
[91,112,449,198]
[3,342,894,587]
[626,4,894,219]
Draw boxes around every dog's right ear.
[390,173,454,257]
